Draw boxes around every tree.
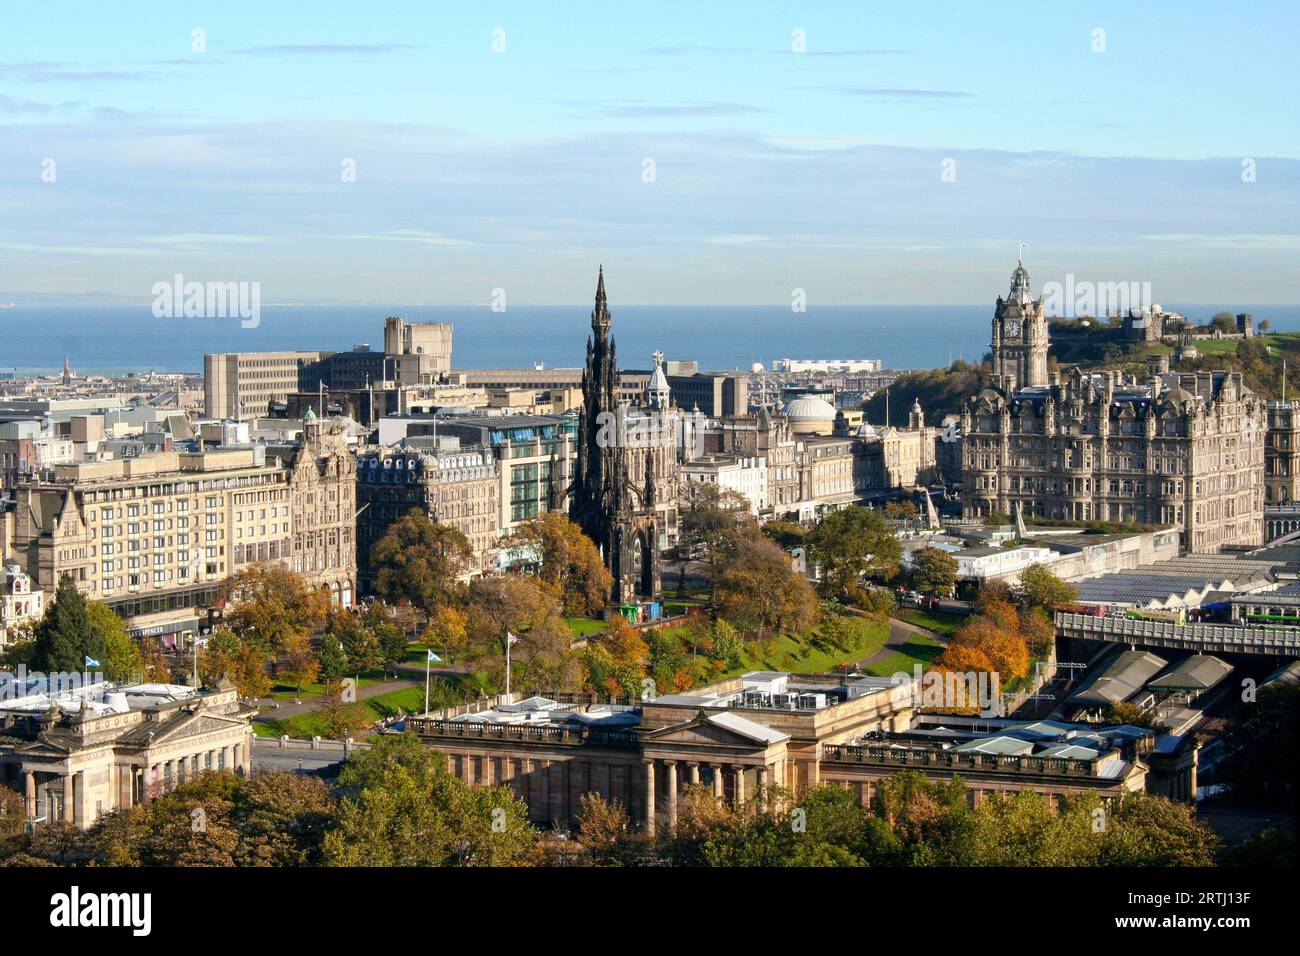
[87,601,142,681]
[1015,564,1077,611]
[1209,312,1237,334]
[363,603,409,677]
[466,574,558,649]
[370,510,472,614]
[1218,683,1299,813]
[318,681,373,739]
[709,619,745,671]
[232,772,336,867]
[30,575,100,674]
[334,614,382,682]
[883,500,918,521]
[575,793,641,865]
[138,637,173,682]
[761,519,806,553]
[218,564,329,656]
[677,481,751,593]
[324,733,537,866]
[1099,792,1218,866]
[1102,701,1156,729]
[715,537,818,640]
[278,631,319,696]
[317,632,349,682]
[806,507,901,599]
[910,547,958,598]
[423,604,469,664]
[1018,606,1056,658]
[511,512,612,616]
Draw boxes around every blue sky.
[2,0,1298,305]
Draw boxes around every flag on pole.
[84,655,101,668]
[507,632,521,645]
[426,650,442,663]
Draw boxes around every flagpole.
[505,630,511,699]
[424,650,431,715]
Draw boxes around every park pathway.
[857,616,950,670]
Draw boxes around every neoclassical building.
[0,679,255,829]
[962,263,1265,551]
[404,670,1171,832]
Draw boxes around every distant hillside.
[861,360,993,426]
[862,334,1300,420]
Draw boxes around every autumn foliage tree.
[714,537,818,641]
[370,511,473,615]
[511,512,612,616]
[938,598,1031,684]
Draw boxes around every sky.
[2,0,1298,306]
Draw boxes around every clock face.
[1005,319,1021,338]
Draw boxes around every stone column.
[757,766,769,809]
[222,745,234,771]
[24,771,36,819]
[688,762,701,786]
[711,764,724,799]
[234,742,244,774]
[62,774,74,823]
[665,761,679,832]
[643,760,656,833]
[482,755,496,787]
[733,764,746,808]
[73,771,86,827]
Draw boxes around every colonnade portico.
[639,756,788,832]
[638,710,792,833]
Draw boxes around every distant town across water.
[3,302,1300,377]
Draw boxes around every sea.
[1,303,1298,376]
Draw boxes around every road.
[250,744,346,775]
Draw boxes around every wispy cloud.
[818,86,974,100]
[560,99,768,118]
[645,45,906,56]
[702,234,772,244]
[1138,233,1300,250]
[336,229,478,247]
[235,43,422,57]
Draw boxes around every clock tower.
[991,252,1049,392]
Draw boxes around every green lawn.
[565,617,609,638]
[1194,337,1241,355]
[861,631,946,678]
[265,671,388,702]
[253,677,474,739]
[895,609,966,636]
[718,617,891,679]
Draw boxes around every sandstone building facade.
[962,264,1265,552]
[10,420,357,647]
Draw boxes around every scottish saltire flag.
[427,650,442,663]
[507,632,521,645]
[84,655,101,668]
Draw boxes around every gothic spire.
[592,265,610,337]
